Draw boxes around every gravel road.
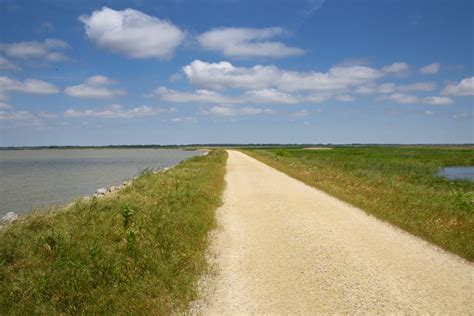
[194,150,473,314]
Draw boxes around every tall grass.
[243,147,474,260]
[0,150,227,314]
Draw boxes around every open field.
[243,146,474,260]
[0,150,227,314]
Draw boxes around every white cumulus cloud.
[0,76,59,100]
[442,77,474,96]
[356,82,435,94]
[0,56,21,72]
[381,62,409,74]
[0,39,69,62]
[382,93,419,104]
[380,94,454,105]
[183,60,278,91]
[304,94,330,103]
[38,111,59,119]
[397,82,436,92]
[453,112,473,120]
[155,86,302,105]
[64,104,173,119]
[420,63,440,74]
[153,86,239,104]
[171,116,197,123]
[198,27,305,59]
[335,94,354,102]
[204,106,274,117]
[354,85,377,95]
[64,75,126,99]
[291,109,310,117]
[0,101,13,110]
[245,89,299,104]
[80,7,186,59]
[183,60,382,93]
[377,83,397,94]
[422,96,454,105]
[0,110,37,121]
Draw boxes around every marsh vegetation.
[243,146,474,260]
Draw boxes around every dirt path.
[194,150,473,314]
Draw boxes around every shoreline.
[0,168,157,227]
[1,149,209,226]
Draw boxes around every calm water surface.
[437,166,474,182]
[0,149,204,217]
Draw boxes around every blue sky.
[0,0,472,146]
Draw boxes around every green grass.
[0,150,227,314]
[243,147,474,260]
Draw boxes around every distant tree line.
[1,143,472,150]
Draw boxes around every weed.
[122,204,134,228]
[126,230,137,258]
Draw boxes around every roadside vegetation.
[243,147,474,260]
[0,150,227,314]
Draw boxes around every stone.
[96,188,107,195]
[1,212,18,224]
[109,186,120,193]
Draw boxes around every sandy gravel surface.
[194,150,473,314]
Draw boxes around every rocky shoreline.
[86,167,171,200]
[0,166,174,227]
[1,150,209,227]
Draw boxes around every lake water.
[437,166,474,182]
[0,149,204,217]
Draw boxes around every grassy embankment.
[243,147,474,260]
[0,150,227,314]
